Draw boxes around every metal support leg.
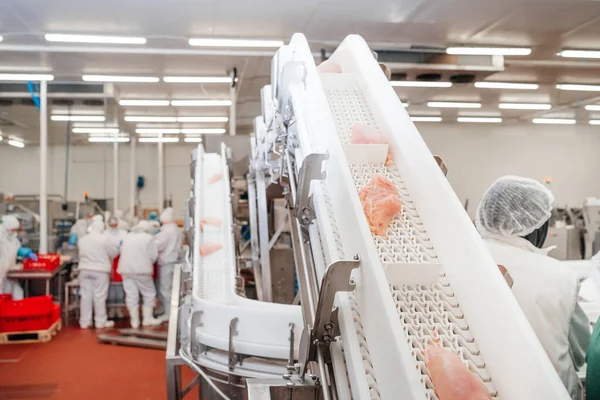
[166,359,183,400]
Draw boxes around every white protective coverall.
[476,175,589,400]
[0,215,24,299]
[117,221,161,328]
[77,220,119,328]
[154,208,183,321]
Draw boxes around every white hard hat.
[1,215,19,231]
[476,175,554,237]
[160,207,175,223]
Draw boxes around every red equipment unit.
[23,253,61,271]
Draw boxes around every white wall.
[2,124,600,219]
[0,135,251,219]
[419,123,600,216]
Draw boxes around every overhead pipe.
[130,136,136,219]
[229,67,237,136]
[158,132,164,212]
[39,80,48,253]
[113,130,119,212]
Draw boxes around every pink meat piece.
[426,332,492,400]
[200,217,222,229]
[358,174,401,238]
[350,123,392,165]
[208,173,222,184]
[200,243,223,256]
[316,60,342,73]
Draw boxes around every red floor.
[0,324,197,400]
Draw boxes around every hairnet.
[133,220,151,233]
[1,215,19,231]
[92,214,103,223]
[160,208,174,223]
[89,219,105,234]
[108,216,118,227]
[114,210,123,219]
[476,175,554,237]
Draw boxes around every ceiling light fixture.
[391,81,453,88]
[532,118,576,125]
[499,103,552,110]
[446,46,532,56]
[72,127,120,134]
[0,73,54,81]
[138,137,180,143]
[181,128,226,134]
[427,101,482,109]
[558,49,600,59]
[125,116,228,123]
[475,82,539,90]
[119,99,170,106]
[51,115,106,122]
[457,117,503,123]
[177,116,229,123]
[188,38,283,48]
[589,120,600,125]
[88,136,130,143]
[163,76,232,83]
[0,36,3,43]
[136,128,181,134]
[45,33,146,45]
[584,105,600,111]
[82,75,159,83]
[556,84,600,92]
[171,100,232,107]
[183,137,203,143]
[8,139,25,148]
[410,116,442,122]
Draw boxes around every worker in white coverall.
[77,219,120,329]
[0,215,36,299]
[113,209,130,231]
[105,216,128,319]
[154,208,183,322]
[476,175,589,400]
[118,220,161,328]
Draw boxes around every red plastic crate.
[23,253,61,271]
[0,294,12,302]
[0,296,55,333]
[51,304,61,324]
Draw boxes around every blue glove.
[68,233,78,246]
[17,247,33,259]
[28,253,38,261]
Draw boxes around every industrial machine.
[174,34,570,400]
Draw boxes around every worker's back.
[118,232,158,276]
[155,223,182,265]
[78,232,118,273]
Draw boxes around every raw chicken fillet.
[200,243,223,256]
[358,174,401,238]
[200,217,222,229]
[208,173,223,184]
[426,332,492,400]
[316,59,342,73]
[350,123,392,165]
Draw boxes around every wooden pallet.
[0,319,62,344]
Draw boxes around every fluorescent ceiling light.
[410,116,442,122]
[457,117,503,123]
[171,100,232,107]
[136,128,181,134]
[559,49,600,59]
[181,128,226,134]
[125,116,177,123]
[589,120,600,125]
[184,137,204,143]
[585,105,600,111]
[475,82,539,90]
[51,115,106,122]
[119,99,170,106]
[556,84,600,92]
[88,136,130,143]
[532,118,576,125]
[0,36,3,43]
[188,38,283,48]
[138,137,180,143]
[499,103,552,110]
[0,136,3,141]
[391,81,452,88]
[427,101,481,108]
[163,76,231,83]
[82,75,159,83]
[401,102,409,107]
[45,33,146,45]
[0,73,54,81]
[8,139,24,148]
[446,47,532,56]
[177,116,228,123]
[72,127,120,134]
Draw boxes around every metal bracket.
[228,317,239,372]
[189,310,203,358]
[294,153,328,225]
[298,257,360,377]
